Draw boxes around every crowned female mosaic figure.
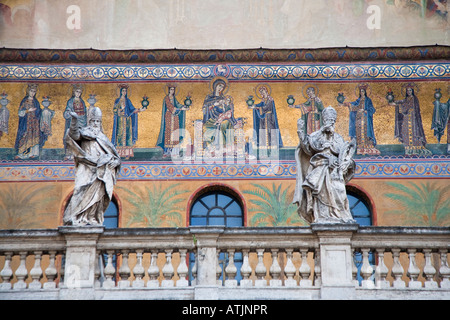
[340,83,380,156]
[14,84,45,160]
[289,85,324,135]
[156,83,189,158]
[389,83,432,156]
[112,84,145,159]
[249,84,283,153]
[63,84,87,160]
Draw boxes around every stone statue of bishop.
[293,106,357,224]
[63,107,121,226]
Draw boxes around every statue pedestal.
[311,223,359,299]
[189,226,224,300]
[58,226,104,299]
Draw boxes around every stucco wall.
[0,0,448,50]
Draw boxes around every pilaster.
[311,223,358,299]
[189,226,224,300]
[58,226,104,299]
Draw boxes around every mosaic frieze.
[0,62,449,82]
[1,158,449,182]
[0,51,449,182]
[1,47,449,64]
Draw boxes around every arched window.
[347,191,372,226]
[346,185,374,226]
[188,186,245,284]
[190,191,244,227]
[103,198,119,229]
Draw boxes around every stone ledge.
[58,226,105,235]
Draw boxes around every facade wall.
[0,47,449,230]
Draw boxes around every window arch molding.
[186,183,247,227]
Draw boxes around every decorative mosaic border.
[1,46,448,63]
[1,158,449,182]
[1,62,449,82]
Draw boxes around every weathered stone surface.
[63,108,121,227]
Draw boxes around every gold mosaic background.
[0,80,448,149]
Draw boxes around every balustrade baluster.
[225,249,238,287]
[162,249,174,287]
[94,252,102,288]
[147,250,160,288]
[391,248,406,288]
[438,249,450,289]
[216,250,222,286]
[375,248,389,288]
[352,248,360,287]
[28,251,43,289]
[118,250,131,288]
[314,248,321,287]
[176,249,189,287]
[407,249,422,288]
[132,250,145,288]
[240,249,252,287]
[14,251,28,290]
[0,252,13,290]
[60,254,65,284]
[269,249,282,287]
[284,249,297,287]
[43,251,58,289]
[299,248,312,287]
[255,249,267,287]
[103,250,116,288]
[423,249,438,288]
[360,248,374,289]
[190,250,198,286]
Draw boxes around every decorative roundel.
[107,67,120,79]
[92,67,105,79]
[213,64,231,77]
[306,66,319,78]
[13,67,26,78]
[29,67,42,78]
[137,67,150,79]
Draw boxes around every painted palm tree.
[243,183,307,226]
[0,184,58,229]
[119,183,188,227]
[384,182,450,226]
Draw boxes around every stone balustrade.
[351,226,450,298]
[0,225,449,300]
